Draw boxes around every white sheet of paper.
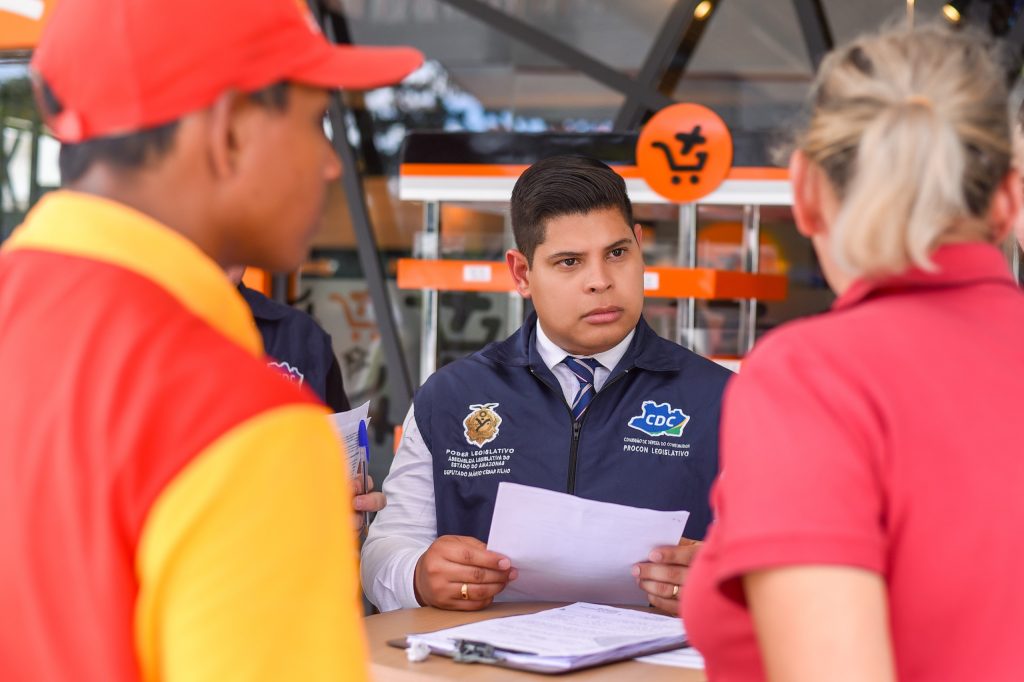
[636,647,705,669]
[328,400,370,478]
[408,602,684,658]
[487,482,690,605]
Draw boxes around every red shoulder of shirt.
[0,248,323,547]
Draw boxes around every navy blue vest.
[414,314,732,542]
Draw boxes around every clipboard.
[387,636,689,675]
[386,603,690,675]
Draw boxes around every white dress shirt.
[360,321,634,611]
[534,321,633,398]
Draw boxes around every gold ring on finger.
[460,582,470,600]
[672,584,679,598]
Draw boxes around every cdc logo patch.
[628,400,690,438]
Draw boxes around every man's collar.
[534,319,634,371]
[4,190,263,355]
[834,242,1017,311]
[237,282,291,322]
[483,311,688,373]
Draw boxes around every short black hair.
[40,80,292,184]
[57,121,180,186]
[510,155,634,266]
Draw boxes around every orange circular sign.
[636,103,733,203]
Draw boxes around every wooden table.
[365,602,707,681]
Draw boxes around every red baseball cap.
[31,0,424,143]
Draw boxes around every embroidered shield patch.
[463,403,502,448]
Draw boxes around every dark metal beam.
[436,0,674,113]
[324,101,414,402]
[659,7,715,97]
[312,2,415,403]
[323,7,386,175]
[614,0,708,131]
[27,117,41,207]
[792,0,833,69]
[269,273,289,304]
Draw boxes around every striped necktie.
[563,356,603,421]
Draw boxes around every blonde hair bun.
[798,24,1011,278]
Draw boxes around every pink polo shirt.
[683,243,1024,682]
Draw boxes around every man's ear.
[506,249,532,299]
[632,223,643,248]
[205,90,250,180]
[789,150,829,239]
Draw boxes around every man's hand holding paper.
[633,538,701,614]
[486,483,691,609]
[414,535,518,610]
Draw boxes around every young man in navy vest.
[362,155,731,614]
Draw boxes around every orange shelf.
[399,163,788,181]
[643,266,788,300]
[397,259,787,301]
[397,259,516,293]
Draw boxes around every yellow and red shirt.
[0,192,368,682]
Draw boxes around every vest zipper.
[565,368,629,495]
[567,419,583,494]
[530,367,578,490]
[532,366,626,493]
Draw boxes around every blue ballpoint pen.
[358,419,371,531]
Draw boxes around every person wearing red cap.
[0,1,420,681]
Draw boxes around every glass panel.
[1,56,59,243]
[336,0,674,76]
[675,0,813,133]
[689,204,833,357]
[687,0,813,76]
[435,202,515,368]
[470,0,677,74]
[337,0,626,174]
[640,201,833,359]
[826,0,957,44]
[357,62,623,176]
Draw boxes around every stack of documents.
[405,602,686,673]
[637,647,706,669]
[487,482,690,605]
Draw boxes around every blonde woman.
[682,25,1024,682]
